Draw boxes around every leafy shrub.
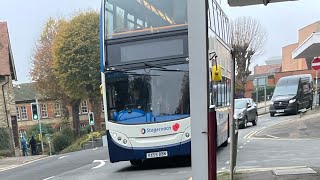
[52,128,75,153]
[80,125,91,136]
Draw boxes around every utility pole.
[36,98,44,155]
[264,77,267,112]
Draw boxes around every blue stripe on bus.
[115,113,190,124]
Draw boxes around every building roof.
[265,56,282,65]
[247,72,275,81]
[0,22,16,80]
[14,83,37,102]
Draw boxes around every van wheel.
[270,113,275,117]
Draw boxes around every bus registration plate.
[146,151,168,159]
[276,110,284,113]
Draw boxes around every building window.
[81,100,88,114]
[19,129,26,138]
[21,106,28,120]
[55,103,62,117]
[41,104,48,118]
[80,123,87,128]
[16,107,21,121]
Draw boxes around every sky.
[1,0,320,83]
[222,0,320,68]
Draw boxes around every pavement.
[228,108,320,180]
[0,155,47,172]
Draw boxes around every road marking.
[0,165,19,172]
[243,143,247,145]
[58,155,68,159]
[265,134,279,139]
[247,140,250,143]
[92,147,98,151]
[0,156,50,172]
[43,176,55,180]
[239,146,243,149]
[92,160,108,169]
[225,161,230,164]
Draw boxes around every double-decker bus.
[100,0,232,165]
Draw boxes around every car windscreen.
[273,85,298,96]
[235,100,247,109]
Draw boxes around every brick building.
[245,21,320,99]
[254,56,282,75]
[282,21,320,72]
[244,73,276,98]
[15,83,105,136]
[0,22,18,153]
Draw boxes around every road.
[1,112,318,180]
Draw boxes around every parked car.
[234,98,258,129]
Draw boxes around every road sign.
[88,112,94,125]
[312,58,320,71]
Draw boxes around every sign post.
[188,0,210,179]
[312,58,320,106]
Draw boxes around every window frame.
[41,104,48,118]
[21,106,28,120]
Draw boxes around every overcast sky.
[1,0,319,83]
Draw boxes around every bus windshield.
[105,0,188,39]
[106,63,190,125]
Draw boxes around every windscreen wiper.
[105,67,160,76]
[144,62,188,72]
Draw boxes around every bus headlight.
[182,126,191,142]
[270,101,274,105]
[109,130,132,148]
[289,99,296,103]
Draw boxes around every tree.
[231,17,267,96]
[30,18,70,119]
[52,11,102,134]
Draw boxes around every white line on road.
[92,160,108,169]
[43,176,55,180]
[225,161,230,164]
[58,155,68,159]
[239,146,243,149]
[92,147,98,151]
[243,143,247,145]
[247,140,250,143]
[265,134,279,139]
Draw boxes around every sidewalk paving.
[0,155,47,171]
[216,166,320,180]
[228,109,320,180]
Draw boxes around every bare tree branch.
[231,16,268,96]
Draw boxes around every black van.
[269,74,313,117]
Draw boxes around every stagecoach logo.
[140,125,176,134]
[172,123,180,132]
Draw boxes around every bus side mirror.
[211,65,222,82]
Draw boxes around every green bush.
[52,128,75,153]
[80,125,91,136]
[0,128,11,150]
[60,131,103,154]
